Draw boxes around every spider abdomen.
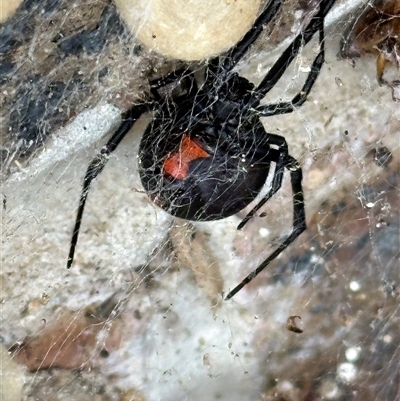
[139,122,271,221]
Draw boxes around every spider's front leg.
[226,134,306,300]
[67,103,151,269]
[252,0,331,107]
[149,68,197,99]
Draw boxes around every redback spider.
[67,0,337,300]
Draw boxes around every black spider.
[67,0,336,300]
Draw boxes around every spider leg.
[237,134,289,230]
[150,69,198,99]
[68,67,199,268]
[67,103,151,269]
[225,154,305,300]
[256,49,324,117]
[256,0,326,116]
[212,0,283,73]
[251,0,334,103]
[224,1,334,299]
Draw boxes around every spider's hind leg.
[238,133,292,230]
[67,103,151,269]
[227,140,306,300]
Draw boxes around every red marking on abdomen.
[163,134,209,180]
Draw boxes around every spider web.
[1,1,399,400]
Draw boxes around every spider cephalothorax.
[67,0,337,300]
